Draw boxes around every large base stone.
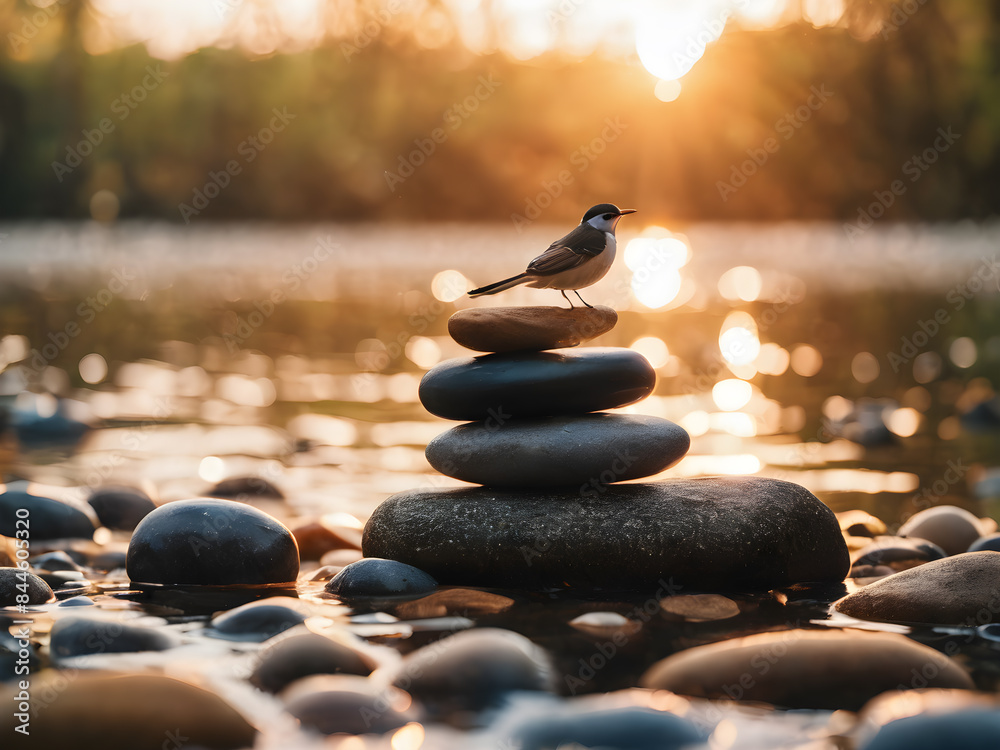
[362,477,850,590]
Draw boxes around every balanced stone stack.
[363,305,851,591]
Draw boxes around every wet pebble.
[209,597,307,641]
[0,567,53,606]
[389,628,553,718]
[640,629,972,710]
[898,505,986,556]
[207,475,284,499]
[282,675,415,735]
[50,615,179,662]
[850,537,946,576]
[860,709,1000,749]
[502,705,708,750]
[90,549,129,572]
[325,558,437,599]
[0,489,97,540]
[292,517,363,560]
[29,550,82,572]
[419,347,655,421]
[251,632,377,693]
[837,551,1000,624]
[447,305,618,353]
[660,594,741,622]
[425,413,690,488]
[0,671,257,749]
[87,486,156,531]
[126,498,299,586]
[968,532,1000,552]
[391,589,516,619]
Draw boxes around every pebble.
[325,558,437,599]
[209,597,307,641]
[898,505,986,556]
[283,675,415,735]
[0,489,97,540]
[389,628,554,718]
[969,533,1000,552]
[860,708,1000,749]
[836,551,1000,624]
[447,305,618,353]
[838,509,888,537]
[49,615,179,662]
[87,486,157,531]
[292,517,363,561]
[251,632,377,693]
[418,347,656,421]
[0,567,53,606]
[660,594,741,622]
[640,628,973,710]
[501,705,708,750]
[426,414,690,488]
[391,589,516,619]
[363,477,850,590]
[851,538,946,573]
[126,498,299,587]
[29,550,82,572]
[0,671,257,749]
[207,475,285,499]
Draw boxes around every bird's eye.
[603,214,613,220]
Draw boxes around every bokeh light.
[790,344,823,376]
[79,353,109,384]
[719,311,760,366]
[754,342,790,375]
[718,266,762,302]
[630,336,670,369]
[198,456,226,482]
[431,270,469,303]
[912,351,942,384]
[405,336,442,369]
[654,78,682,102]
[949,337,977,368]
[712,379,753,411]
[851,352,880,384]
[886,407,921,437]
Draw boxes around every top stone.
[448,305,617,353]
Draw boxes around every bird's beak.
[618,209,637,215]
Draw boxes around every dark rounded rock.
[207,476,285,500]
[0,566,53,606]
[861,709,1000,750]
[0,671,257,749]
[389,628,553,716]
[426,414,690,488]
[251,633,377,693]
[57,596,96,607]
[448,305,618,353]
[898,505,985,556]
[283,676,414,735]
[836,551,1000,624]
[87,486,156,531]
[851,538,947,568]
[209,598,306,641]
[50,616,179,661]
[325,558,437,599]
[502,706,708,750]
[363,477,850,590]
[418,347,656,422]
[0,628,39,679]
[640,629,973,711]
[126,498,299,587]
[0,489,97,540]
[90,549,128,572]
[29,550,82,572]
[968,533,1000,553]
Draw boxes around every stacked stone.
[362,305,851,591]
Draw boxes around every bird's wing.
[526,225,606,277]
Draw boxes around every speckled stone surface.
[363,477,850,590]
[418,347,655,422]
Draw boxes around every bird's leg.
[560,290,575,309]
[574,290,594,309]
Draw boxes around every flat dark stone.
[250,633,376,693]
[418,347,655,421]
[126,498,299,587]
[50,616,179,662]
[325,558,437,599]
[209,598,306,641]
[503,706,708,750]
[362,477,850,590]
[0,489,97,540]
[426,413,689,487]
[861,709,1000,750]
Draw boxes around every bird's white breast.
[541,232,616,290]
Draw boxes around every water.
[2,220,1000,746]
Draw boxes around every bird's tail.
[468,273,530,297]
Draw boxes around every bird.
[468,203,637,308]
